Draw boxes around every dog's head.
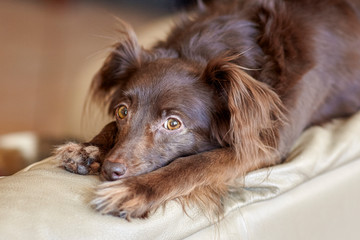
[91,22,284,180]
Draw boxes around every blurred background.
[0,0,197,175]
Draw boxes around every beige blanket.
[0,111,359,239]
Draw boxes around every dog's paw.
[92,177,157,219]
[54,142,101,175]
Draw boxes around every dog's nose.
[103,161,127,181]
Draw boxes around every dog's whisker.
[86,46,114,61]
[237,65,261,71]
[54,0,360,222]
[90,33,119,42]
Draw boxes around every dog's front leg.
[54,121,118,175]
[92,147,271,219]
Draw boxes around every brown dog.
[55,0,360,219]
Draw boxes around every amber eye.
[117,105,128,119]
[164,118,181,130]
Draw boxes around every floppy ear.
[203,55,285,168]
[90,20,145,113]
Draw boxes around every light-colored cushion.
[0,111,360,240]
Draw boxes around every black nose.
[103,161,127,181]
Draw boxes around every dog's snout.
[103,161,127,181]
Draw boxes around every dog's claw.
[54,142,101,175]
[118,211,128,219]
[77,164,89,175]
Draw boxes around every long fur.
[54,0,360,220]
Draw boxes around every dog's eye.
[164,118,181,130]
[117,105,128,119]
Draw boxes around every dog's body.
[55,0,360,219]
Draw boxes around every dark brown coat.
[55,0,360,219]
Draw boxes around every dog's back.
[56,0,360,219]
[155,0,360,152]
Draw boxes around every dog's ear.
[203,55,285,168]
[90,21,145,111]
